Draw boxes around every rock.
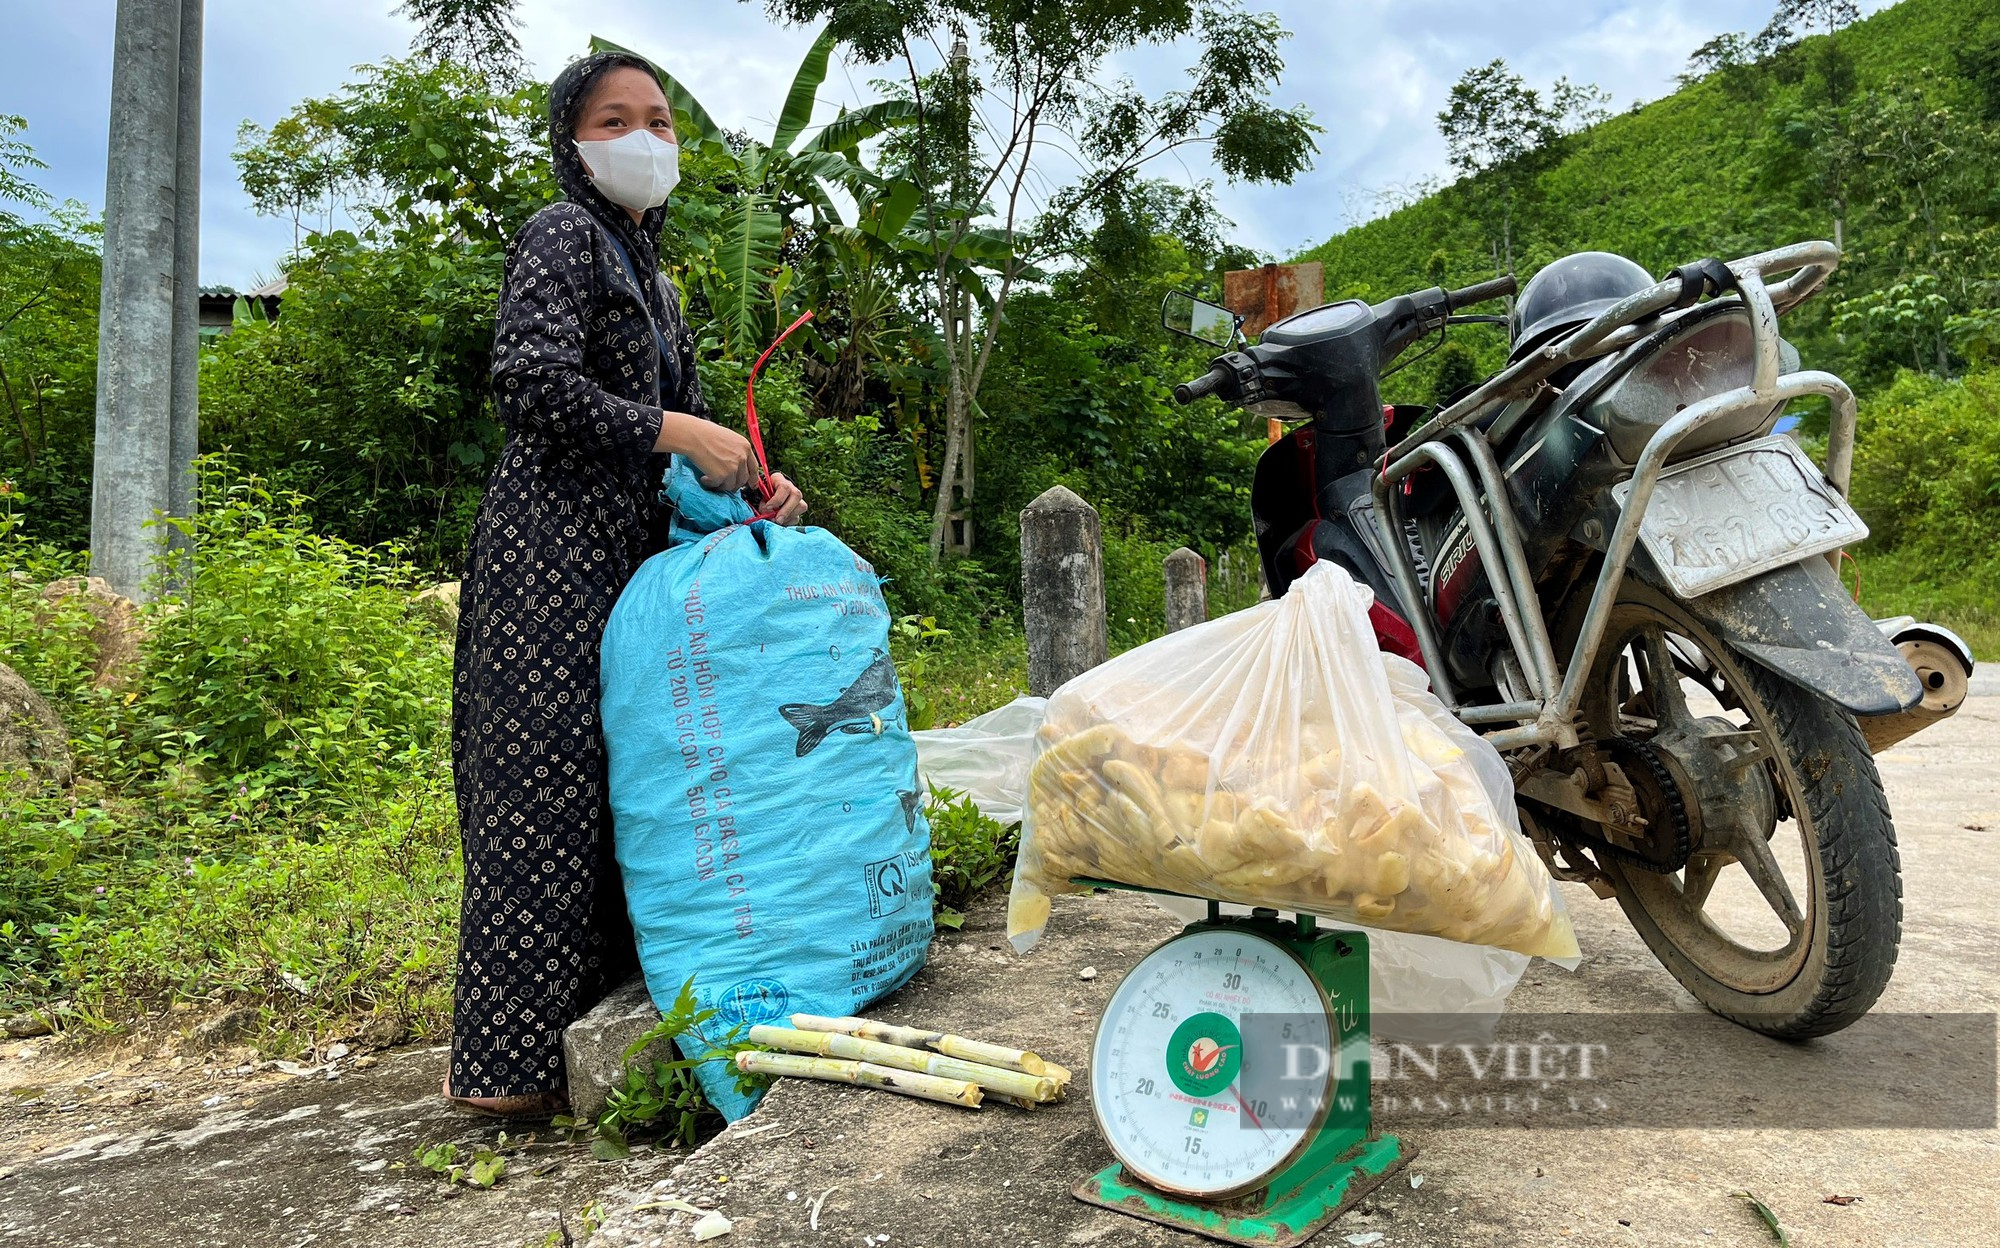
[414,581,462,630]
[563,974,665,1121]
[348,1013,411,1051]
[0,661,70,788]
[39,576,142,689]
[189,1007,262,1051]
[3,1013,54,1039]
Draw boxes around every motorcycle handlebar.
[1446,274,1518,311]
[1174,364,1231,405]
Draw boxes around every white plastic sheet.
[913,696,1047,826]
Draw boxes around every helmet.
[1509,251,1656,361]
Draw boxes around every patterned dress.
[449,52,709,1100]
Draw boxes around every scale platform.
[1071,879,1415,1247]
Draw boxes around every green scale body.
[1074,887,1414,1247]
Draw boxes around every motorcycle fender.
[1634,555,1924,717]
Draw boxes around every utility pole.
[169,0,203,529]
[90,0,202,601]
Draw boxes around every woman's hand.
[763,473,809,526]
[657,411,757,491]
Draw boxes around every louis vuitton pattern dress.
[448,51,709,1100]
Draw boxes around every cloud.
[0,0,1899,285]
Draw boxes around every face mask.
[574,130,681,211]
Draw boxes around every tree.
[219,59,553,562]
[1765,0,1860,43]
[1838,76,1996,377]
[396,0,524,83]
[1437,59,1603,278]
[1679,32,1752,88]
[758,0,1318,559]
[0,117,103,542]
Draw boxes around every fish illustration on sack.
[778,650,901,757]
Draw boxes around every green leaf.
[798,100,920,155]
[468,1152,506,1188]
[589,1130,630,1161]
[771,28,837,156]
[858,179,923,244]
[710,195,784,357]
[1732,1191,1792,1246]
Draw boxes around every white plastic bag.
[912,696,1046,826]
[1007,562,1577,960]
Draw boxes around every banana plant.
[591,28,917,357]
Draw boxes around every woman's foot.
[441,1076,569,1119]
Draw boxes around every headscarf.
[547,51,672,272]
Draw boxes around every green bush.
[1103,525,1176,651]
[1850,368,2000,558]
[924,785,1019,929]
[1846,367,2000,657]
[132,461,451,788]
[1,464,462,1029]
[0,481,97,712]
[40,778,462,1034]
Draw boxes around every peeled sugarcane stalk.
[749,1025,1060,1103]
[986,1092,1047,1111]
[789,1014,1068,1085]
[733,1051,982,1108]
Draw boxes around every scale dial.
[1090,928,1336,1199]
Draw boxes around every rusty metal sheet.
[1223,262,1325,338]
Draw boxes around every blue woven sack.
[601,458,934,1120]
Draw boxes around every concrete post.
[89,0,185,601]
[1021,485,1107,697]
[1164,547,1207,632]
[167,0,203,530]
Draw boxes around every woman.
[446,51,807,1116]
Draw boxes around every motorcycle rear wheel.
[1569,582,1901,1039]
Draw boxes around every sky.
[3,0,1899,288]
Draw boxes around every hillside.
[1296,0,1998,398]
[1292,0,2000,650]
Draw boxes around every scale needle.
[1232,1086,1264,1130]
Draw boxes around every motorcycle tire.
[1568,583,1901,1040]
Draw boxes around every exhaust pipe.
[1857,618,1974,753]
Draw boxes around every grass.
[917,628,1030,726]
[1850,550,2000,661]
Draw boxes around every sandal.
[441,1076,569,1120]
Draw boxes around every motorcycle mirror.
[1162,290,1239,348]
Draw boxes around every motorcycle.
[1163,242,1974,1038]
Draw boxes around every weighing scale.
[1073,881,1414,1247]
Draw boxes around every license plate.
[1611,435,1868,599]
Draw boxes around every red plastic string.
[743,310,815,518]
[1839,548,1862,604]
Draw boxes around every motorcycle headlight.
[1582,305,1794,465]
